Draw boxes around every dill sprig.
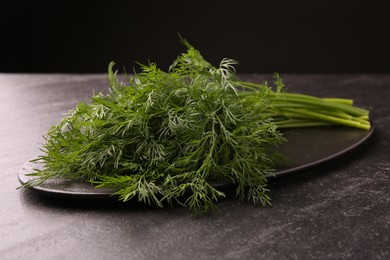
[25,39,370,213]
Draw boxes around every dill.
[25,39,371,213]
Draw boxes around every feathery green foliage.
[25,40,370,213]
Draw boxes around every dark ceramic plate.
[19,125,374,198]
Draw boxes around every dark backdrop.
[1,0,389,73]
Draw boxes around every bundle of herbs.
[25,40,371,213]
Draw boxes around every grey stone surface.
[0,74,388,259]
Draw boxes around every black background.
[1,0,390,73]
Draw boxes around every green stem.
[274,119,333,128]
[271,93,369,117]
[322,98,353,105]
[279,108,370,130]
[239,81,369,116]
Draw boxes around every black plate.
[19,125,374,198]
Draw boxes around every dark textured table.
[1,74,389,260]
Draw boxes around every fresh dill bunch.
[27,41,285,213]
[26,39,371,213]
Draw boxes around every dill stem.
[270,93,369,117]
[274,119,333,128]
[322,98,353,105]
[240,81,369,117]
[238,81,371,131]
[276,108,370,130]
